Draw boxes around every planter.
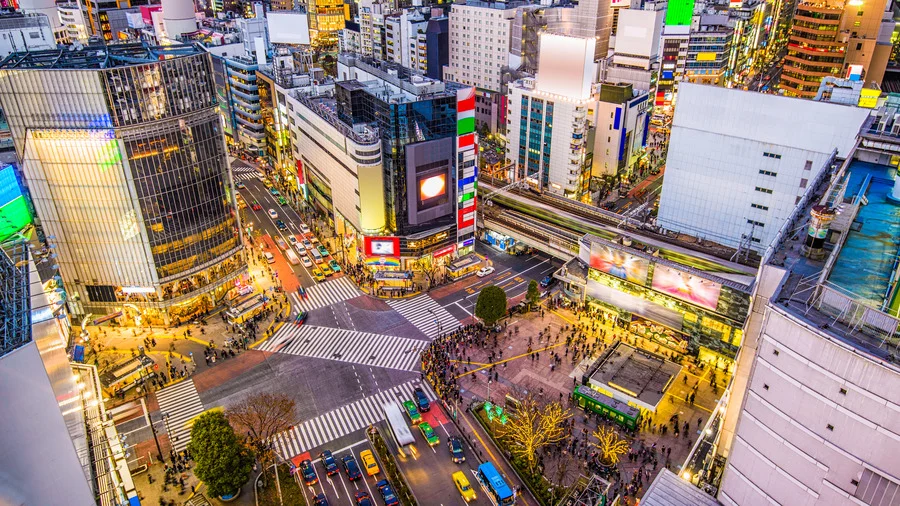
[219,488,241,502]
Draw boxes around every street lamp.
[487,379,492,403]
[148,413,165,462]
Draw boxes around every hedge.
[366,427,418,506]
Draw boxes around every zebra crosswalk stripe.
[273,380,437,460]
[257,324,423,371]
[386,295,460,339]
[155,380,205,452]
[290,277,361,312]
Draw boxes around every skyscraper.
[0,43,245,326]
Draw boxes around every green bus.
[573,385,641,431]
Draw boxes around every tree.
[414,257,442,289]
[590,426,630,466]
[475,285,507,326]
[526,280,540,308]
[189,411,255,498]
[493,396,571,474]
[226,392,296,462]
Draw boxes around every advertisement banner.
[589,243,649,285]
[364,236,400,257]
[651,264,721,311]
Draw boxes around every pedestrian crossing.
[258,325,424,371]
[289,276,361,312]
[233,171,259,182]
[155,380,205,452]
[271,380,437,460]
[386,295,460,339]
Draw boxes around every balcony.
[230,79,259,93]
[793,14,840,26]
[235,115,264,129]
[230,87,259,103]
[227,58,259,72]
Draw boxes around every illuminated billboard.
[420,174,447,202]
[364,236,400,257]
[590,243,649,285]
[665,0,695,26]
[0,164,32,242]
[651,264,721,311]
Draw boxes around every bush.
[257,463,307,506]
[475,285,507,326]
[367,428,417,506]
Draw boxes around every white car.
[275,237,287,250]
[268,209,278,219]
[287,235,298,246]
[302,239,313,250]
[299,223,311,234]
[476,266,495,277]
[301,256,313,267]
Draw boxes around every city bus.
[476,462,515,506]
[100,354,156,394]
[226,294,267,324]
[382,402,415,455]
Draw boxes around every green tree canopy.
[526,280,540,307]
[188,411,255,498]
[475,285,507,326]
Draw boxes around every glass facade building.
[0,43,245,325]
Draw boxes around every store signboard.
[364,236,400,257]
[456,87,478,250]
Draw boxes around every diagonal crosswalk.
[233,171,258,182]
[271,381,437,460]
[386,294,460,339]
[257,325,424,371]
[290,277,361,312]
[155,380,205,452]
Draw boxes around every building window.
[800,178,809,189]
[751,203,769,211]
[747,220,765,227]
[773,349,779,356]
[755,187,773,194]
[826,424,834,431]
[839,388,847,395]
[763,152,782,159]
[763,384,769,390]
[759,170,777,177]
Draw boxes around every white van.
[285,249,301,265]
[310,248,324,264]
[264,252,275,264]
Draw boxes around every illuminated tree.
[591,426,630,466]
[493,396,571,474]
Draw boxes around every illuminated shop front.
[556,235,751,362]
[0,44,246,327]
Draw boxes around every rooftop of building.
[641,470,722,506]
[456,0,531,9]
[582,341,682,410]
[766,107,900,369]
[0,41,204,70]
[338,53,463,103]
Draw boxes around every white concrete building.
[57,4,88,42]
[0,13,57,58]
[656,83,868,252]
[592,83,649,178]
[605,6,664,92]
[443,1,514,93]
[384,10,427,71]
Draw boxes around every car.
[354,491,372,506]
[300,223,311,234]
[452,471,477,502]
[414,386,430,412]
[308,234,319,244]
[268,209,278,219]
[278,196,288,205]
[328,259,341,273]
[299,459,318,486]
[376,480,400,506]
[540,275,555,288]
[418,422,439,446]
[359,449,380,476]
[320,264,333,276]
[294,311,308,325]
[319,450,339,476]
[263,179,273,188]
[301,256,313,268]
[317,245,329,257]
[448,436,466,463]
[275,237,287,250]
[476,266,495,277]
[287,235,298,246]
[251,201,262,211]
[402,400,422,424]
[341,455,362,481]
[269,188,280,196]
[311,268,326,282]
[302,239,313,250]
[275,219,287,230]
[313,493,329,506]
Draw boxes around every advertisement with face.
[651,264,721,311]
[589,243,649,285]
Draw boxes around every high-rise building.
[58,3,90,42]
[656,83,868,253]
[684,14,731,86]
[308,0,346,49]
[424,16,449,80]
[781,0,893,98]
[606,5,665,92]
[0,43,245,326]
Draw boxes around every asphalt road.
[434,246,560,321]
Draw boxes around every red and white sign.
[364,236,400,257]
[433,244,456,259]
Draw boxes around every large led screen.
[418,173,448,210]
[651,264,721,311]
[0,165,31,242]
[589,242,649,285]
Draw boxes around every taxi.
[359,449,380,476]
[452,471,477,502]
